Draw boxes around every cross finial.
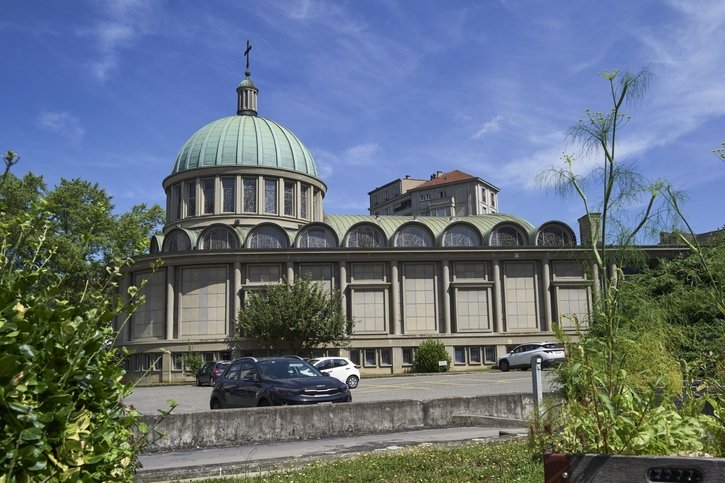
[244,40,252,77]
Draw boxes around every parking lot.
[126,369,558,415]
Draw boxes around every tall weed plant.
[533,71,720,456]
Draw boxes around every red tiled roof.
[409,170,477,190]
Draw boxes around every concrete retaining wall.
[140,393,538,452]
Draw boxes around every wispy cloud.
[38,111,85,144]
[81,0,154,81]
[471,115,503,139]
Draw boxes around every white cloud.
[471,115,503,139]
[38,111,85,144]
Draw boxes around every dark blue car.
[210,356,352,409]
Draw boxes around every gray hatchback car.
[497,342,565,372]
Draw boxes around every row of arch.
[152,220,577,253]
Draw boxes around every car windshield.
[258,360,322,379]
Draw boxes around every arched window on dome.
[247,225,289,249]
[394,225,433,248]
[296,226,337,248]
[345,224,386,248]
[198,226,239,250]
[536,223,576,247]
[489,224,528,247]
[162,230,192,252]
[150,236,160,254]
[442,224,480,247]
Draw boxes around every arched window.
[150,236,160,254]
[394,225,433,247]
[536,223,576,247]
[442,224,480,247]
[199,226,238,250]
[297,226,337,248]
[162,230,192,252]
[345,224,386,248]
[248,225,289,249]
[489,225,527,247]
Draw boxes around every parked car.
[498,342,565,372]
[210,356,352,409]
[196,360,231,386]
[309,356,361,389]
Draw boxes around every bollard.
[532,355,543,416]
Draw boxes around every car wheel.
[210,398,223,410]
[346,375,359,389]
[499,359,510,372]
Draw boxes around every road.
[126,369,559,415]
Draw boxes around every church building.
[116,51,672,383]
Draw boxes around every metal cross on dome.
[244,40,252,71]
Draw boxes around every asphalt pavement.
[135,425,529,482]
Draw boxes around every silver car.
[498,342,565,372]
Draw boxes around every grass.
[196,437,543,482]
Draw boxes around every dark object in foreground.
[210,356,352,409]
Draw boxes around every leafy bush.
[412,339,450,373]
[0,157,157,480]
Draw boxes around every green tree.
[535,69,711,455]
[0,154,165,480]
[412,339,451,373]
[237,277,350,355]
[0,173,164,300]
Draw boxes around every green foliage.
[182,351,204,376]
[533,70,719,456]
[412,339,450,373]
[0,205,146,480]
[0,171,164,301]
[237,277,350,355]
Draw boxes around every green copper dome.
[172,115,319,178]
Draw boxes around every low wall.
[140,393,539,452]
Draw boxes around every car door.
[219,360,245,408]
[327,358,351,384]
[237,361,259,407]
[508,345,530,368]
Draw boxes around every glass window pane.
[186,180,196,217]
[301,185,309,219]
[264,179,277,214]
[202,178,214,214]
[243,178,257,213]
[222,178,235,213]
[364,349,376,367]
[284,181,295,216]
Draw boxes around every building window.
[439,191,448,198]
[199,226,238,250]
[402,348,414,365]
[443,225,480,247]
[222,177,235,213]
[380,349,392,366]
[490,225,526,247]
[536,224,575,247]
[264,179,277,214]
[243,178,257,213]
[172,353,184,371]
[284,181,295,216]
[484,346,497,363]
[346,225,386,248]
[419,193,430,201]
[394,225,433,247]
[202,178,215,214]
[469,347,481,364]
[173,184,181,220]
[163,230,191,252]
[349,350,361,366]
[454,347,466,364]
[297,227,336,248]
[248,225,288,249]
[364,349,377,367]
[300,185,309,219]
[186,180,196,217]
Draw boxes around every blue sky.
[2,0,724,241]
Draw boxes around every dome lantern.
[237,40,258,116]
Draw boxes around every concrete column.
[119,272,131,342]
[542,258,551,332]
[287,261,294,283]
[391,261,400,334]
[166,265,175,340]
[339,262,348,318]
[493,260,503,333]
[441,261,451,334]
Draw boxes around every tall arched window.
[536,223,576,246]
[248,225,289,249]
[297,226,337,248]
[394,225,433,247]
[345,224,386,248]
[489,225,527,247]
[442,224,480,247]
[162,230,192,252]
[199,226,238,250]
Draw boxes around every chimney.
[578,213,601,246]
[436,171,443,177]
